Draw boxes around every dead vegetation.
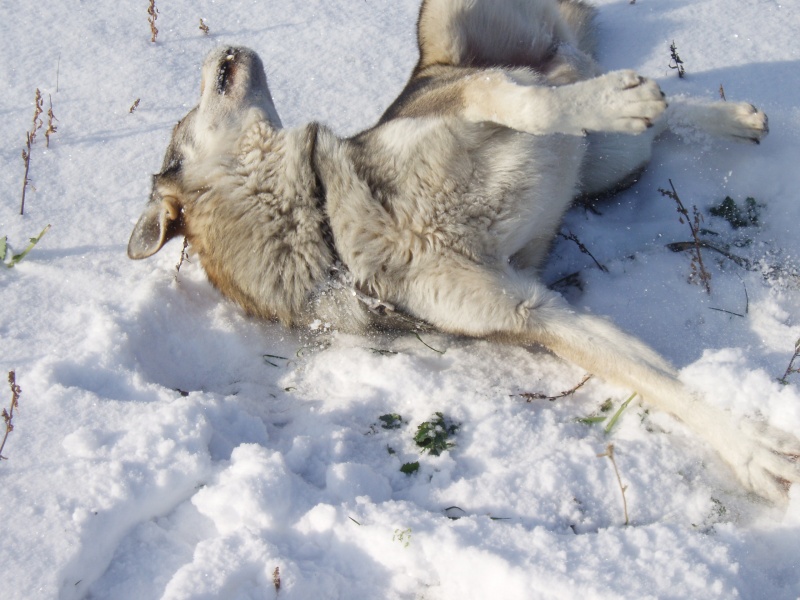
[668,41,686,78]
[0,372,22,461]
[20,89,44,215]
[778,339,800,385]
[660,180,712,294]
[598,444,629,526]
[520,374,593,402]
[148,0,159,42]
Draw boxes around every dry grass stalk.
[669,41,686,78]
[130,98,141,114]
[175,237,189,279]
[20,89,45,215]
[779,338,800,385]
[558,231,609,273]
[520,374,593,402]
[199,19,210,35]
[0,372,22,461]
[45,94,58,147]
[272,567,281,593]
[597,444,629,526]
[719,84,726,101]
[660,179,711,294]
[148,0,159,43]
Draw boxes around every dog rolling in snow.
[128,0,800,502]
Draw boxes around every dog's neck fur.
[184,118,336,327]
[180,115,424,334]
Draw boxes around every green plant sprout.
[2,224,51,268]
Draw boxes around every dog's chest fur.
[185,121,334,326]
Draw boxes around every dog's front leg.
[463,69,667,137]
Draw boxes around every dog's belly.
[494,132,584,255]
[360,118,585,270]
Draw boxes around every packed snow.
[2,1,800,598]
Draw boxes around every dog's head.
[128,46,281,259]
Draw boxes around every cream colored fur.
[128,2,794,503]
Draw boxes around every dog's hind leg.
[664,97,769,144]
[579,97,769,199]
[403,260,800,502]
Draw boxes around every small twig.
[778,338,800,385]
[558,231,609,273]
[148,0,159,43]
[370,348,399,356]
[20,89,44,215]
[0,372,22,461]
[45,94,58,148]
[660,180,711,294]
[129,98,141,114]
[272,567,281,594]
[708,307,745,318]
[520,374,593,403]
[692,237,798,288]
[199,18,210,35]
[597,444,629,526]
[743,279,750,313]
[174,237,189,279]
[263,353,289,368]
[20,133,34,216]
[413,331,445,355]
[668,41,686,78]
[666,240,751,270]
[709,280,749,318]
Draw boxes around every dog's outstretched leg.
[665,97,769,144]
[404,261,800,503]
[462,69,667,136]
[579,96,769,199]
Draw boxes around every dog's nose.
[216,49,239,94]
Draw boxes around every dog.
[127,0,799,503]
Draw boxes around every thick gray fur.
[128,1,796,502]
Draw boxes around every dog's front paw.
[588,70,668,134]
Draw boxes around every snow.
[1,0,800,598]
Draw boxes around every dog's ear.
[127,195,182,259]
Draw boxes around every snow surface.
[2,1,800,598]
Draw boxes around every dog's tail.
[415,0,598,72]
[514,289,800,504]
[511,290,683,403]
[556,0,598,58]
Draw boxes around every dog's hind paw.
[727,419,800,504]
[661,97,771,144]
[725,102,769,144]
